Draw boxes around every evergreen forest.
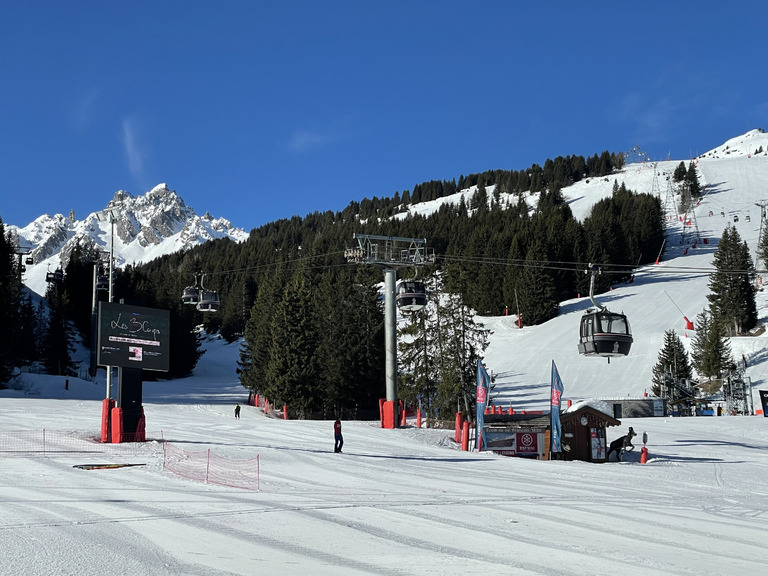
[1,150,674,418]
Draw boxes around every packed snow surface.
[2,340,767,575]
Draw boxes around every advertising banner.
[97,302,170,372]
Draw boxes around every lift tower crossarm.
[346,233,434,267]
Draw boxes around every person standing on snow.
[334,417,343,453]
[235,403,241,419]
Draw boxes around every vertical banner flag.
[476,359,491,451]
[550,360,564,453]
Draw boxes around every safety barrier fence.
[0,429,161,456]
[162,442,260,491]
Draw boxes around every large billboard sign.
[97,302,170,372]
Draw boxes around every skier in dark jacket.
[334,418,343,453]
[235,404,241,419]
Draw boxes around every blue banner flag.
[476,359,491,451]
[550,360,564,453]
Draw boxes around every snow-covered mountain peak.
[700,128,768,159]
[9,184,249,296]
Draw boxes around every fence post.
[206,449,211,483]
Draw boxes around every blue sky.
[2,1,767,230]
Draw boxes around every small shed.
[558,402,621,463]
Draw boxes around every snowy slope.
[482,130,768,411]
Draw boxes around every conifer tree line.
[1,149,675,416]
[0,218,59,386]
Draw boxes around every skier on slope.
[334,417,343,453]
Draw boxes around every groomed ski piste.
[2,131,768,575]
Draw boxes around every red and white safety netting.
[162,442,259,490]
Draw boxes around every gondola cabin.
[96,275,109,291]
[196,290,220,312]
[577,309,632,358]
[396,281,427,312]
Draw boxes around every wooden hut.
[558,404,621,463]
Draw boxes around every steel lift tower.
[345,234,434,427]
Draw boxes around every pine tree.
[264,269,320,417]
[690,309,732,383]
[707,225,757,335]
[686,161,701,199]
[514,240,558,325]
[42,281,77,376]
[0,219,21,384]
[238,267,285,392]
[398,275,490,418]
[651,329,692,395]
[673,161,687,182]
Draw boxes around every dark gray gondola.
[396,281,427,312]
[577,309,632,357]
[577,266,633,359]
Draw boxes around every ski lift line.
[180,250,349,279]
[438,254,762,277]
[175,246,761,285]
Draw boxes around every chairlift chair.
[182,272,219,312]
[25,256,33,265]
[396,280,427,312]
[46,268,64,283]
[181,273,202,305]
[196,290,220,312]
[181,285,201,305]
[577,266,633,360]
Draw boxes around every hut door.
[574,425,591,461]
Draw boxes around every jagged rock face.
[25,214,70,262]
[105,185,196,247]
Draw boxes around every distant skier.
[334,417,343,453]
[235,403,241,419]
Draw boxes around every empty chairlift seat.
[181,285,200,305]
[196,290,220,312]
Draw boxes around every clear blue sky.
[2,1,767,230]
